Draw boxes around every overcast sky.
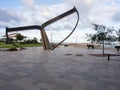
[0,0,120,43]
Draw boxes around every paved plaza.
[0,46,120,90]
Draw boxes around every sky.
[0,0,120,43]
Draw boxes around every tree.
[92,23,114,55]
[40,38,43,43]
[106,35,117,44]
[86,23,119,55]
[16,33,26,42]
[116,29,120,42]
[86,34,97,43]
[32,37,38,44]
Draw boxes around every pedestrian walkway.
[0,47,120,90]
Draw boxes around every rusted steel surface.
[41,7,78,28]
[6,7,79,50]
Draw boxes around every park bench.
[64,44,69,47]
[107,54,120,60]
[115,46,120,51]
[87,44,94,49]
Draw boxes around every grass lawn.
[0,42,42,48]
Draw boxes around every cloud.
[0,8,20,22]
[65,0,100,27]
[65,0,120,27]
[112,12,120,22]
[89,6,117,24]
[0,8,24,29]
[21,0,35,9]
[1,0,120,43]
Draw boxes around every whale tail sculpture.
[6,7,79,50]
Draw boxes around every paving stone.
[0,84,23,90]
[36,82,55,90]
[73,80,96,90]
[96,80,107,89]
[107,85,120,90]
[0,70,13,76]
[0,47,120,90]
[12,77,39,90]
[0,74,24,82]
[0,79,8,87]
[16,72,28,76]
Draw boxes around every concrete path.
[0,47,120,90]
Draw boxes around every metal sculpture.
[6,7,79,50]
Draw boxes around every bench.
[107,54,120,61]
[64,44,68,47]
[115,46,120,51]
[87,45,94,49]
